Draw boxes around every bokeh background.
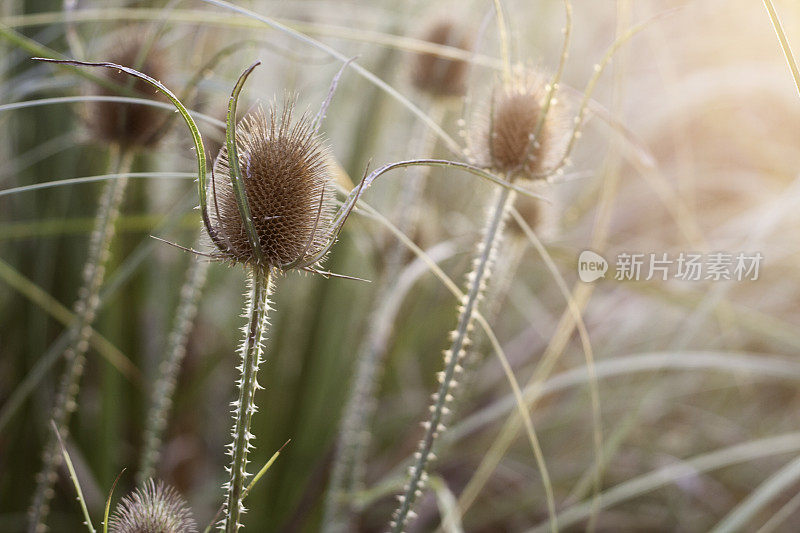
[2,0,800,531]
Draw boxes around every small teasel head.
[108,479,197,533]
[471,69,568,180]
[411,19,472,97]
[87,32,168,148]
[207,99,335,270]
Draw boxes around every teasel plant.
[34,33,555,533]
[28,35,168,533]
[108,479,198,533]
[388,4,574,529]
[49,419,197,533]
[32,51,370,531]
[322,17,474,532]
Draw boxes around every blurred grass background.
[2,0,800,531]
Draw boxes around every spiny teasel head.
[411,20,472,97]
[108,479,197,533]
[471,70,567,180]
[87,33,168,148]
[207,100,335,270]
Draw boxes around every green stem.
[391,187,513,531]
[28,147,132,533]
[223,270,273,532]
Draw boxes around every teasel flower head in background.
[411,19,472,98]
[206,100,336,271]
[471,69,568,181]
[86,32,168,148]
[108,479,197,533]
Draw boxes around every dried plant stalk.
[29,148,132,533]
[391,186,513,532]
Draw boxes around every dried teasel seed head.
[411,20,472,97]
[109,479,197,533]
[472,71,567,180]
[88,34,168,148]
[208,100,335,269]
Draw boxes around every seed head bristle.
[88,33,168,148]
[108,479,197,533]
[473,71,567,180]
[208,99,335,270]
[411,20,471,97]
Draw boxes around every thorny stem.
[28,147,132,533]
[138,244,209,483]
[391,186,514,532]
[222,270,273,532]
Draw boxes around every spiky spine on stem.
[28,147,131,533]
[138,245,209,484]
[390,186,514,532]
[322,103,444,533]
[221,269,273,532]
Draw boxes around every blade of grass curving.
[0,96,225,128]
[103,468,125,533]
[51,421,95,533]
[244,439,291,497]
[0,172,194,197]
[711,454,800,533]
[0,23,131,94]
[203,440,290,533]
[509,206,603,514]
[295,159,549,271]
[448,351,800,445]
[0,133,75,185]
[0,192,196,433]
[528,433,800,533]
[2,9,502,69]
[763,0,800,97]
[31,58,212,240]
[757,490,800,533]
[224,61,264,266]
[430,476,464,533]
[0,258,139,384]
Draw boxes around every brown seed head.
[109,479,197,533]
[88,34,168,148]
[208,100,334,269]
[473,71,567,180]
[411,20,471,97]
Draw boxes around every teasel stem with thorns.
[28,146,132,533]
[390,60,569,530]
[138,242,209,484]
[390,185,513,532]
[30,55,367,532]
